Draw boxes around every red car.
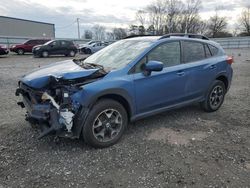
[0,44,9,55]
[10,39,50,55]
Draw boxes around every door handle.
[177,71,185,76]
[210,65,217,69]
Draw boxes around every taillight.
[227,56,233,65]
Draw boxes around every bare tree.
[92,25,106,40]
[113,28,127,39]
[146,0,167,35]
[136,10,147,26]
[83,30,93,39]
[136,0,203,34]
[177,0,201,33]
[239,7,250,36]
[106,32,115,40]
[129,25,139,35]
[206,11,228,38]
[164,0,183,33]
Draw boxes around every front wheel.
[82,99,128,148]
[201,80,226,112]
[42,51,49,58]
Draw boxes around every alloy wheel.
[209,85,224,109]
[92,109,122,143]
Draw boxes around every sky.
[0,0,249,38]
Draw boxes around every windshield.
[83,40,153,70]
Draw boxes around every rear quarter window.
[208,44,219,56]
[204,44,212,58]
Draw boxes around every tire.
[82,99,128,148]
[69,50,76,57]
[17,48,24,55]
[42,51,49,58]
[201,80,226,112]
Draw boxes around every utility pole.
[77,18,80,39]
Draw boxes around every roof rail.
[123,35,154,39]
[159,33,209,40]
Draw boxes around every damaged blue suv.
[16,34,233,148]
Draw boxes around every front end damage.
[16,59,107,139]
[16,81,83,139]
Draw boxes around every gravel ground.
[0,52,250,188]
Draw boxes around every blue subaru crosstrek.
[16,34,233,148]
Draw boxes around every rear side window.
[208,44,219,56]
[183,41,205,63]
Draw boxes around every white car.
[79,41,109,54]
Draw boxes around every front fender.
[70,79,135,138]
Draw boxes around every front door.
[132,41,188,114]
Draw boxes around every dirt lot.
[0,52,250,188]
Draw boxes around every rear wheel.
[201,80,226,112]
[17,48,24,55]
[42,51,49,58]
[82,99,128,148]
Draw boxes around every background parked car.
[32,40,78,57]
[78,40,101,52]
[10,39,50,55]
[0,44,9,55]
[79,41,109,54]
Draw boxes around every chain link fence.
[212,37,250,49]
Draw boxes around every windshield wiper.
[83,62,104,70]
[73,58,107,74]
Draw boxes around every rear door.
[132,41,188,114]
[181,41,218,100]
[60,41,69,54]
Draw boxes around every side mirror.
[143,60,163,76]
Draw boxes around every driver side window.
[134,41,181,73]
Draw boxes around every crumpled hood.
[21,60,99,89]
